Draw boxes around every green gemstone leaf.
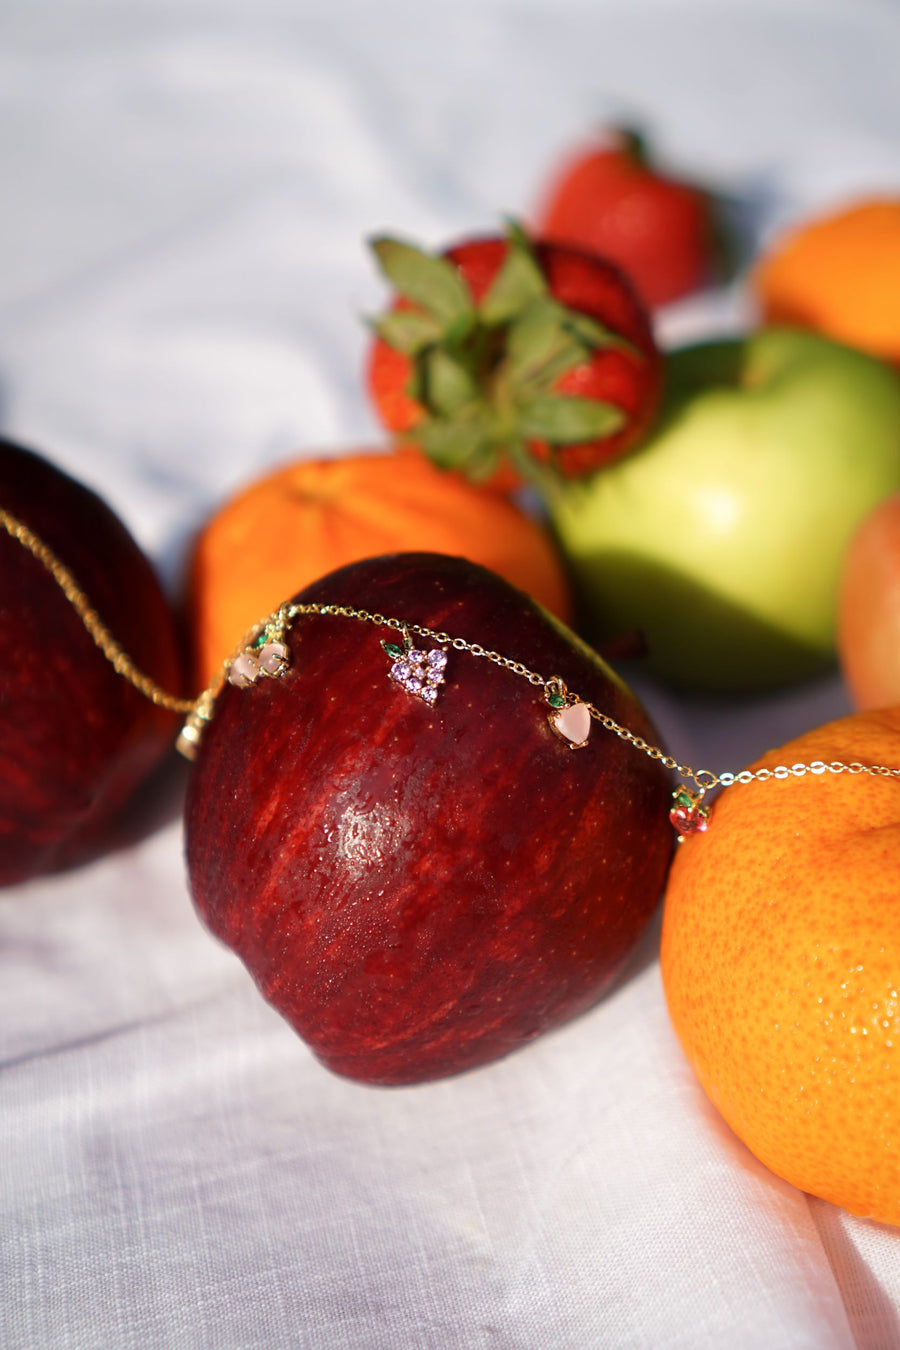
[517,394,626,444]
[370,237,475,328]
[383,642,404,659]
[547,692,567,709]
[370,308,442,355]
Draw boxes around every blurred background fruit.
[187,449,572,686]
[839,493,900,710]
[0,439,182,884]
[549,327,900,692]
[661,705,900,1226]
[534,128,716,308]
[753,197,900,368]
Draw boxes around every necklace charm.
[669,786,710,840]
[228,639,290,688]
[6,504,900,829]
[227,609,292,689]
[228,650,262,688]
[383,631,448,705]
[545,681,591,749]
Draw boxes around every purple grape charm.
[383,633,448,705]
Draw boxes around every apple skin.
[184,553,674,1086]
[0,439,182,884]
[549,328,900,693]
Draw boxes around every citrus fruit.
[661,706,900,1225]
[752,198,900,368]
[839,494,900,711]
[187,450,572,686]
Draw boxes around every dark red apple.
[185,553,674,1085]
[0,439,183,884]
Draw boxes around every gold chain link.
[4,508,900,791]
[287,603,900,791]
[0,507,194,714]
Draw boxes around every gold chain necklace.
[5,505,899,839]
[0,508,194,713]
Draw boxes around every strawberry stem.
[371,222,630,485]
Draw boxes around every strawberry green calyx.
[582,125,650,170]
[369,223,633,484]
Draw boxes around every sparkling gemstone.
[386,642,445,705]
[669,789,710,838]
[259,641,289,677]
[228,652,260,688]
[670,806,709,837]
[549,701,591,748]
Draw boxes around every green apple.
[549,327,900,692]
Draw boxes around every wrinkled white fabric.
[2,2,900,1346]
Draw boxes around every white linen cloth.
[2,2,899,1345]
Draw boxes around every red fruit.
[0,440,183,884]
[185,553,674,1086]
[366,223,661,487]
[535,130,715,308]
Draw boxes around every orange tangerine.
[661,706,900,1225]
[187,449,572,686]
[839,493,900,711]
[753,197,900,367]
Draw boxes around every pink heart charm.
[259,641,290,677]
[549,700,591,749]
[228,651,260,688]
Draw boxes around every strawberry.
[366,223,661,488]
[535,130,715,308]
